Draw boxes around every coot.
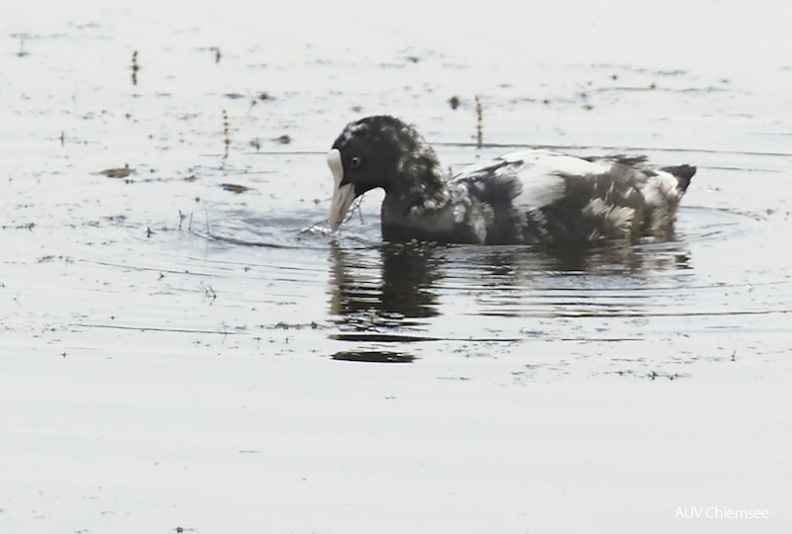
[328,115,695,245]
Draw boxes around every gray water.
[2,1,791,532]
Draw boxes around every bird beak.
[327,148,355,231]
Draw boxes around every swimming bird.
[327,115,695,246]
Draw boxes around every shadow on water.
[326,236,694,362]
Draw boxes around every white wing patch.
[501,149,611,174]
[455,149,617,212]
[511,166,566,210]
[461,149,610,176]
[501,150,611,211]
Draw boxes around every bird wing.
[450,149,616,209]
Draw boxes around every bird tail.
[661,164,696,192]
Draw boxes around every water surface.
[2,1,791,532]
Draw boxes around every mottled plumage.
[327,115,695,246]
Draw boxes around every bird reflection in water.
[326,238,692,362]
[328,241,445,362]
[329,241,443,329]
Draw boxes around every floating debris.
[210,46,222,63]
[1,222,35,231]
[99,163,132,179]
[274,321,321,330]
[332,350,416,364]
[475,95,483,149]
[131,51,139,85]
[222,110,230,159]
[201,283,217,303]
[14,33,29,57]
[219,183,252,194]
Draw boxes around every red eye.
[349,156,362,169]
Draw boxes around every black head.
[327,115,441,231]
[332,115,430,195]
